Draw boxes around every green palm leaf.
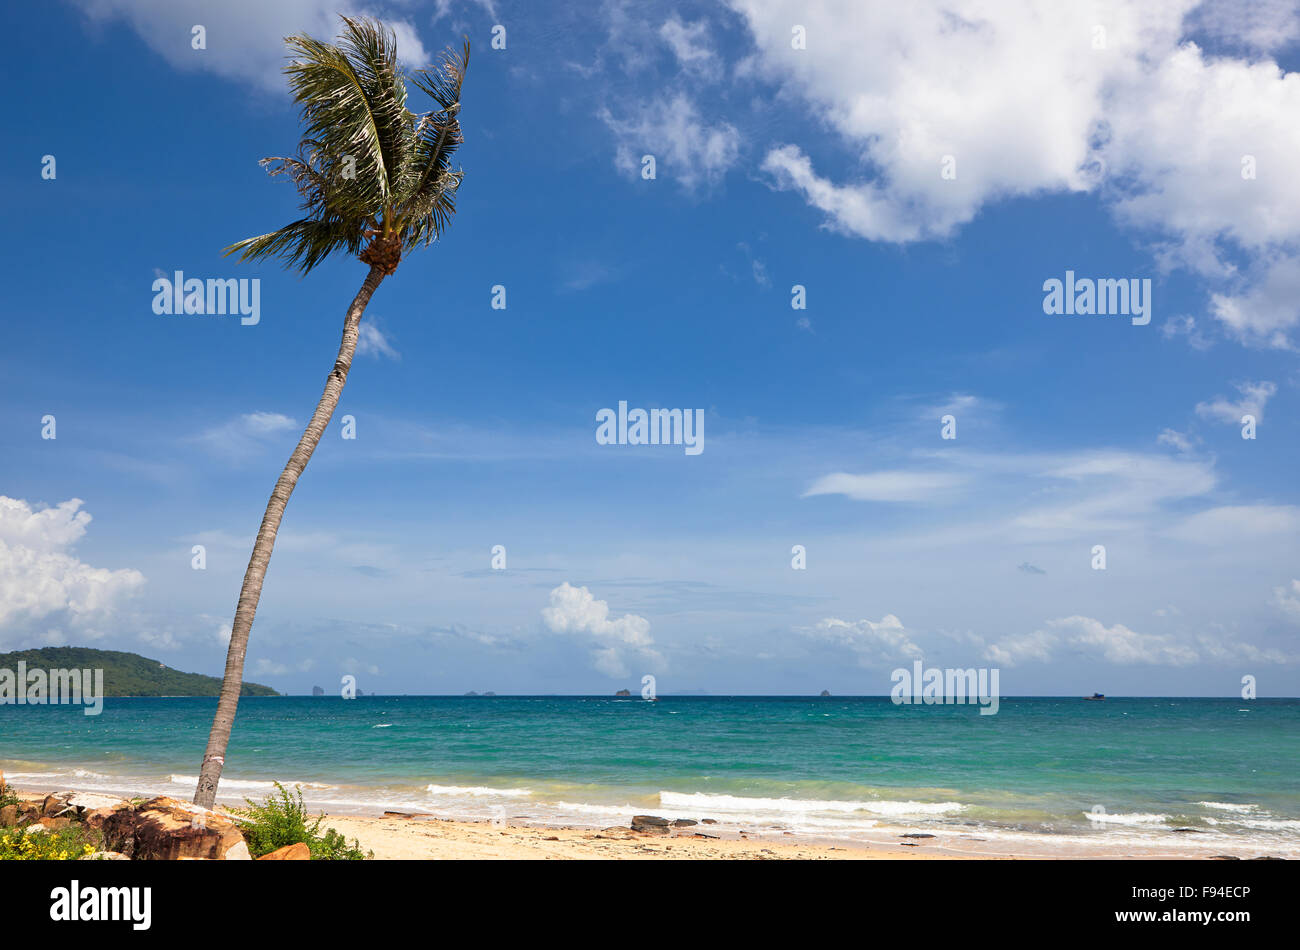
[226,16,468,273]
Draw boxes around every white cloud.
[72,1,429,91]
[1010,451,1216,535]
[357,321,400,360]
[601,93,740,191]
[985,614,1289,667]
[735,1,1137,241]
[659,16,719,78]
[729,0,1300,347]
[542,582,659,677]
[1272,579,1300,620]
[803,471,966,503]
[1052,616,1199,666]
[983,629,1055,666]
[806,614,922,664]
[987,616,1196,666]
[0,497,145,650]
[1161,314,1212,350]
[1168,504,1300,543]
[1185,0,1300,53]
[1208,258,1300,349]
[1157,428,1197,453]
[1195,381,1276,424]
[196,411,297,459]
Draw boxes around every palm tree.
[193,16,468,809]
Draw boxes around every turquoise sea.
[2,696,1297,856]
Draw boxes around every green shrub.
[0,825,97,861]
[0,785,20,810]
[230,782,370,860]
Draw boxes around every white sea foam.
[1084,811,1169,826]
[166,774,333,791]
[659,791,961,820]
[1198,802,1259,813]
[425,784,532,798]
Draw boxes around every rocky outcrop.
[615,689,631,696]
[101,796,250,860]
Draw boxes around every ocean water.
[2,696,1296,856]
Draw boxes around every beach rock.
[672,819,698,827]
[43,793,71,817]
[901,833,936,839]
[258,842,311,861]
[631,815,671,834]
[83,807,124,831]
[701,818,718,825]
[102,796,249,861]
[38,817,73,830]
[0,805,17,827]
[79,851,130,861]
[66,792,127,817]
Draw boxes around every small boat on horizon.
[1084,693,1105,701]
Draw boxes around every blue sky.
[2,0,1299,695]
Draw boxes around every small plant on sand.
[0,785,20,810]
[231,783,371,860]
[0,825,97,861]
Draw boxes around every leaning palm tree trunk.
[194,264,385,808]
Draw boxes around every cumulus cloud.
[542,582,659,677]
[72,0,429,91]
[983,629,1056,667]
[0,497,145,650]
[1195,380,1276,424]
[600,93,740,191]
[728,0,1300,347]
[806,615,922,665]
[983,615,1284,667]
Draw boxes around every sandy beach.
[12,780,1286,860]
[317,813,977,860]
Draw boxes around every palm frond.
[405,40,469,244]
[282,17,407,218]
[224,217,364,273]
[225,19,468,273]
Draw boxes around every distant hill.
[0,647,279,697]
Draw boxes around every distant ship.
[1084,693,1105,701]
